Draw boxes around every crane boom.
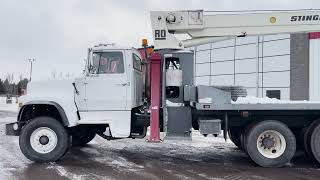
[150,10,320,49]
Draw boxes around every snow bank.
[0,96,19,112]
[233,96,320,104]
[0,97,19,135]
[0,117,17,135]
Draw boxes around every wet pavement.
[1,110,320,180]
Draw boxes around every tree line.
[0,73,28,96]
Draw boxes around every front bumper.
[5,122,21,136]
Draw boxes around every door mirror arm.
[87,73,99,77]
[72,83,80,95]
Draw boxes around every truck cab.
[5,44,149,162]
[74,44,146,137]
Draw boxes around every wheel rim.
[256,130,286,159]
[30,127,58,154]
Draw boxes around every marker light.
[270,17,277,24]
[142,39,148,47]
[13,123,19,131]
[147,47,154,55]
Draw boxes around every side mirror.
[86,64,98,76]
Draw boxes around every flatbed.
[196,102,320,111]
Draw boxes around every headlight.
[13,123,19,131]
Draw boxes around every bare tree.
[65,72,74,80]
[50,71,74,80]
[19,73,23,81]
[58,72,63,80]
[51,70,57,80]
[6,73,14,84]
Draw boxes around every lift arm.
[150,10,320,49]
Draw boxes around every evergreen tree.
[0,79,5,94]
[3,79,9,94]
[1,74,29,95]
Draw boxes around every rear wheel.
[310,122,320,164]
[242,121,261,152]
[245,120,296,167]
[228,128,242,149]
[19,116,70,162]
[303,120,320,161]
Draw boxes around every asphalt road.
[1,110,320,180]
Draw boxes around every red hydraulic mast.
[148,52,162,142]
[141,39,162,142]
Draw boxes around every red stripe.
[310,32,320,39]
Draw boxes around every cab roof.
[91,44,134,51]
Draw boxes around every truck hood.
[19,80,75,104]
[18,79,80,127]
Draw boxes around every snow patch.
[79,144,145,173]
[0,117,17,135]
[0,97,19,112]
[79,147,100,155]
[198,173,224,180]
[93,156,144,171]
[233,96,320,104]
[0,169,14,180]
[47,163,88,180]
[0,138,27,179]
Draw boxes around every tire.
[240,132,246,151]
[242,121,261,152]
[245,120,296,167]
[72,132,96,146]
[19,116,70,162]
[303,120,320,161]
[228,128,242,149]
[310,122,320,164]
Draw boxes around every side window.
[165,57,180,70]
[132,54,142,71]
[90,52,124,74]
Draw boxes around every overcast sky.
[0,0,319,82]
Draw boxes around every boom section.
[151,10,320,49]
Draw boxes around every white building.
[194,33,320,101]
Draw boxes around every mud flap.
[165,107,192,140]
[5,122,21,136]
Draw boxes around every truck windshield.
[89,52,124,74]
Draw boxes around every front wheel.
[19,116,70,162]
[245,120,296,167]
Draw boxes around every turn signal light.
[147,47,154,55]
[142,38,148,47]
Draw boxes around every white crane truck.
[6,9,320,167]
